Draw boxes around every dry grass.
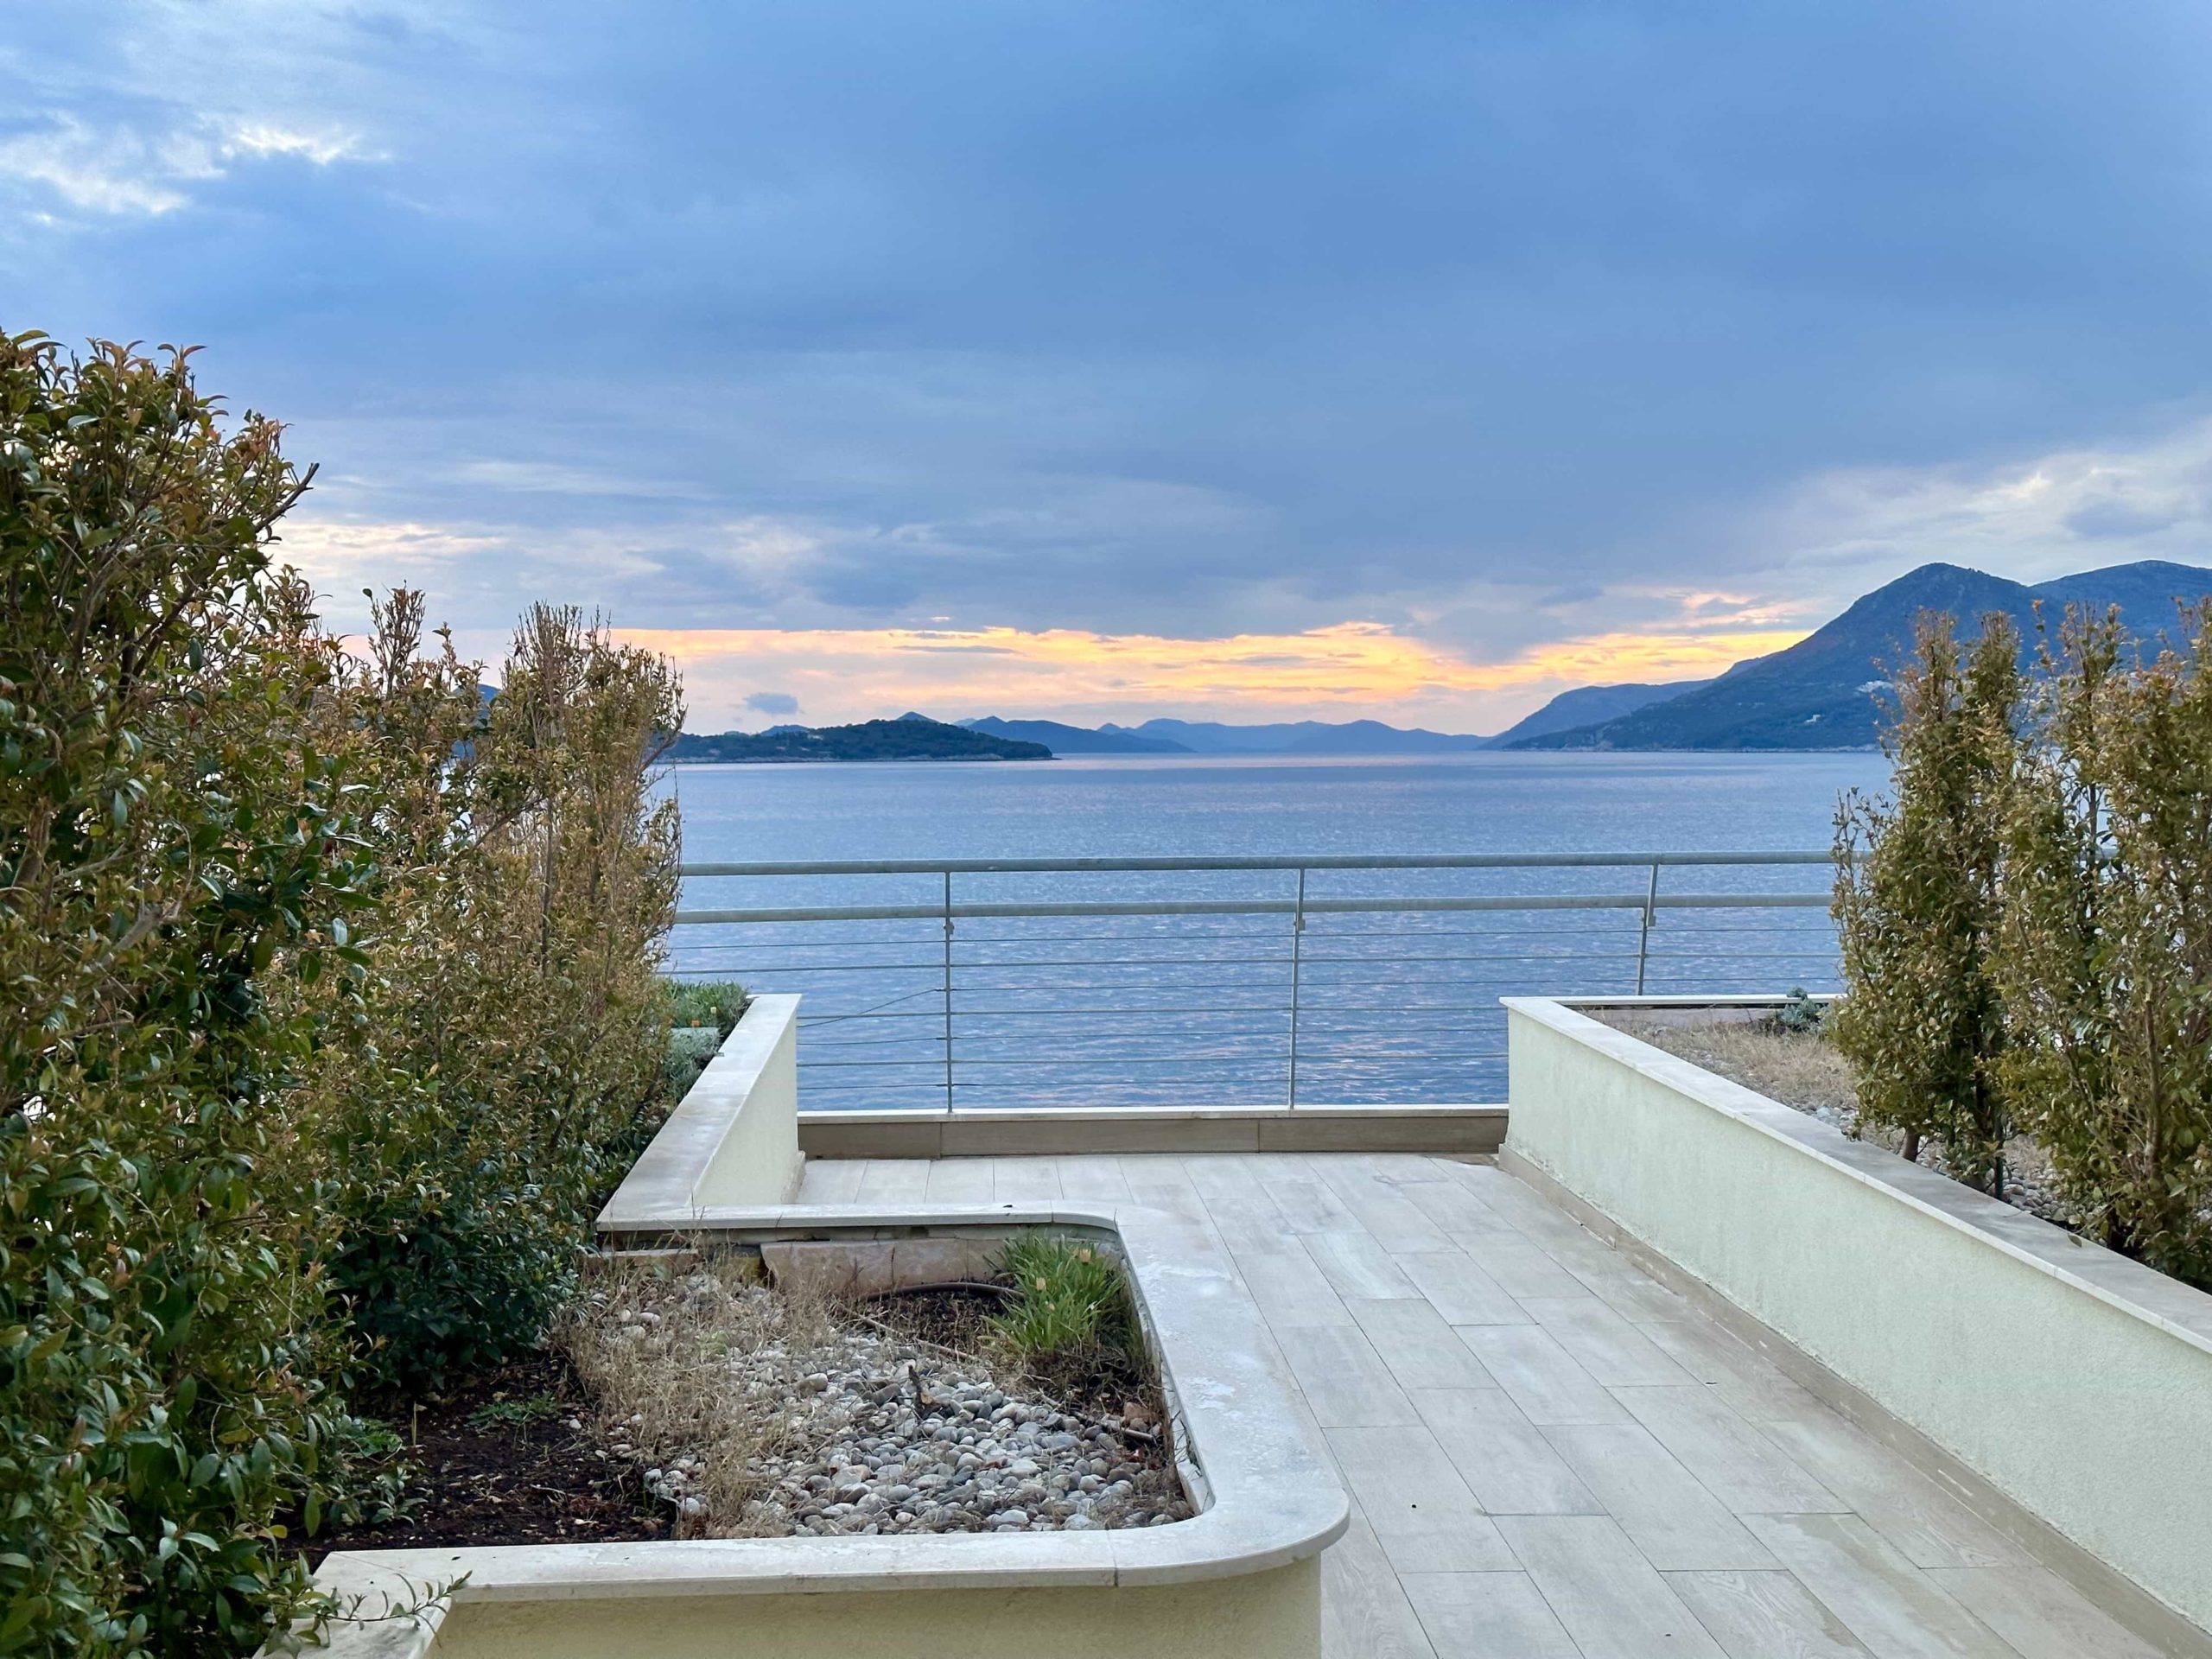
[557,1249,842,1535]
[1602,1014,1864,1124]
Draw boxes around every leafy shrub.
[660,982,747,1102]
[1998,606,2212,1285]
[666,979,747,1033]
[1831,611,2021,1190]
[0,335,368,1655]
[305,600,685,1392]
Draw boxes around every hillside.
[1481,678,1714,748]
[960,716,1192,753]
[1514,559,2212,751]
[669,716,1051,763]
[1098,717,1492,753]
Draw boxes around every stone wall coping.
[797,1104,1507,1122]
[1504,994,2212,1361]
[594,995,800,1230]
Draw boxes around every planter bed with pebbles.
[561,1239,1192,1541]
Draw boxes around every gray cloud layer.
[10,0,2212,657]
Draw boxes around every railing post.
[942,868,956,1115]
[1634,861,1660,995]
[1287,867,1306,1109]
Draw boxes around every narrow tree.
[1999,604,2212,1284]
[1830,610,2021,1191]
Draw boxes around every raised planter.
[290,989,1345,1658]
[1503,994,2212,1642]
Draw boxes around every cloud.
[0,117,208,215]
[1720,414,2212,615]
[221,122,378,168]
[744,690,800,716]
[0,111,378,220]
[272,518,505,588]
[19,0,2212,707]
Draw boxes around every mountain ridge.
[1514,558,2212,751]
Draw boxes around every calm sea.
[664,752,1890,1109]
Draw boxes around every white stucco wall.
[1504,997,2212,1637]
[398,1558,1318,1659]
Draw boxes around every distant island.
[667,715,1049,763]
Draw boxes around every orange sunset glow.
[618,620,1809,731]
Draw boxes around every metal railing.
[670,852,1841,1112]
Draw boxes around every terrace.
[307,866,2212,1657]
[796,1147,2179,1659]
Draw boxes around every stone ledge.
[597,995,804,1228]
[798,1103,1506,1159]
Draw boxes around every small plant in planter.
[1771,988,1828,1037]
[990,1236,1140,1362]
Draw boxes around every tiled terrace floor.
[796,1151,2192,1659]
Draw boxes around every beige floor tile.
[1305,1230,1421,1300]
[1184,1154,1296,1253]
[1409,1388,1603,1516]
[921,1157,995,1202]
[1395,1249,1530,1325]
[1666,1569,1872,1658]
[1311,1158,1455,1252]
[1049,1154,1132,1202]
[797,1158,866,1202]
[1459,1325,1633,1427]
[1615,1385,1847,1515]
[1395,1175,1516,1239]
[1522,1295,1700,1387]
[1275,1322,1421,1427]
[1457,1237,1595,1301]
[1116,1154,1208,1217]
[1541,1422,1778,1572]
[1323,1510,1439,1659]
[1637,1317,1827,1423]
[1923,1566,2173,1659]
[1496,1514,1727,1658]
[1328,1426,1517,1573]
[1400,1571,1582,1656]
[852,1159,931,1203]
[988,1154,1063,1202]
[1263,1175,1360,1234]
[1741,1514,2016,1659]
[1347,1297,1498,1390]
[1756,1413,2029,1571]
[1235,1244,1355,1329]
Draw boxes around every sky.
[10,2,2212,734]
